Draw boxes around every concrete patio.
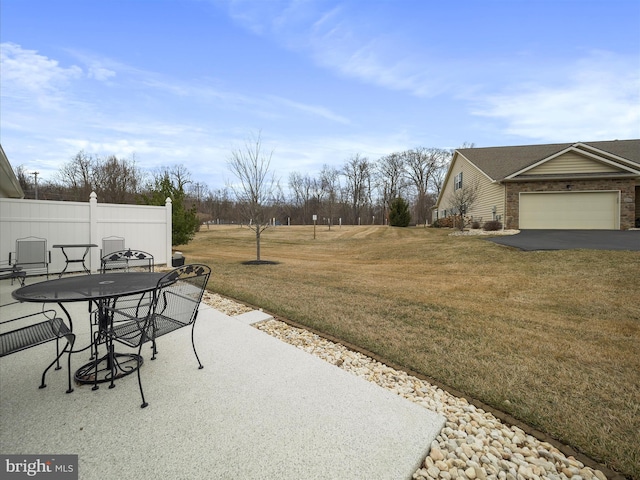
[0,276,445,479]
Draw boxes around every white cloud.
[472,52,640,141]
[87,65,116,81]
[0,42,83,106]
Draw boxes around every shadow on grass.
[241,260,280,265]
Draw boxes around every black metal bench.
[0,310,75,393]
[100,249,154,273]
[0,266,26,286]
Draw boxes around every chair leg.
[39,339,71,390]
[108,344,116,390]
[151,339,158,360]
[54,338,62,371]
[191,324,203,370]
[137,345,148,408]
[65,338,75,394]
[92,335,100,391]
[89,303,96,360]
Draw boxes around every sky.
[1,0,639,193]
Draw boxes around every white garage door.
[519,191,619,229]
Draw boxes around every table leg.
[73,299,143,388]
[80,246,91,275]
[74,352,142,386]
[58,246,93,277]
[58,248,70,278]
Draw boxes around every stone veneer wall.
[504,178,638,230]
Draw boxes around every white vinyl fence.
[0,192,172,275]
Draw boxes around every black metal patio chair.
[101,236,125,257]
[9,236,51,280]
[104,264,211,408]
[0,309,75,393]
[90,250,154,355]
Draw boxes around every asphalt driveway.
[486,230,640,251]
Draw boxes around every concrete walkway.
[0,282,445,479]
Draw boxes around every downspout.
[502,181,506,231]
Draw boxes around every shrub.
[432,216,456,228]
[471,220,481,229]
[483,220,503,231]
[389,197,411,227]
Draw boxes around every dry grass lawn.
[177,225,640,479]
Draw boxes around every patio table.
[12,272,165,389]
[53,243,98,277]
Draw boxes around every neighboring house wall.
[437,155,505,224]
[0,194,173,273]
[434,142,639,230]
[474,179,505,224]
[438,154,469,216]
[505,178,637,230]
[525,151,621,175]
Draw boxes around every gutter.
[500,173,639,182]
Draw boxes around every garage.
[519,191,619,229]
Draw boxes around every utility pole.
[31,171,39,199]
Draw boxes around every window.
[454,172,463,190]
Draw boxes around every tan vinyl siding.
[525,152,621,175]
[473,181,505,223]
[439,156,505,223]
[439,156,468,216]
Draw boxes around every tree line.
[16,144,456,229]
[285,147,450,227]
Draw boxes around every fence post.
[89,192,99,273]
[165,197,172,267]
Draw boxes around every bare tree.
[228,131,280,262]
[51,151,146,203]
[188,182,209,206]
[15,165,30,192]
[204,187,234,225]
[403,147,449,225]
[57,151,94,201]
[342,153,372,224]
[92,154,144,203]
[376,152,408,225]
[289,171,314,224]
[430,153,449,199]
[320,164,340,229]
[446,177,480,230]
